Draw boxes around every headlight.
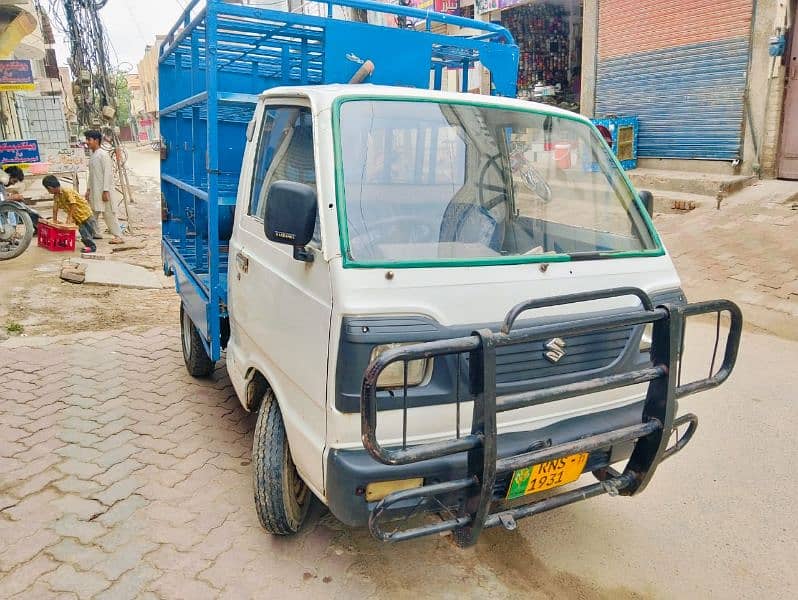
[370,343,432,389]
[640,323,653,353]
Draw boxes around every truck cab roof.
[260,84,592,125]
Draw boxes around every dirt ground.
[2,149,795,343]
[0,146,178,339]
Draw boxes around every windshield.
[336,99,659,266]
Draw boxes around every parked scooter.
[0,170,39,260]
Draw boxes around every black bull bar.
[359,288,742,546]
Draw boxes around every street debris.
[672,199,697,211]
[79,252,108,261]
[60,262,86,284]
[110,243,146,253]
[65,257,163,290]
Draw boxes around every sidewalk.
[654,179,798,340]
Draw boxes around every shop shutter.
[595,0,753,160]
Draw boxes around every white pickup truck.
[172,84,741,545]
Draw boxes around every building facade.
[0,0,70,167]
[580,0,796,179]
[125,72,156,142]
[59,66,77,134]
[137,36,165,140]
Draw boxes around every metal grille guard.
[359,288,742,546]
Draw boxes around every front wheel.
[180,304,214,377]
[252,390,311,535]
[0,203,34,260]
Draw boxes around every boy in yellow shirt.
[42,175,97,253]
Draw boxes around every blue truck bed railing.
[160,0,519,360]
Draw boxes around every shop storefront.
[478,0,582,110]
[593,0,754,161]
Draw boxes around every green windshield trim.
[331,94,665,269]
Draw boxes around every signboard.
[366,0,460,28]
[475,0,500,14]
[0,140,40,165]
[476,0,537,13]
[410,0,460,13]
[43,148,88,173]
[436,0,460,14]
[0,60,35,91]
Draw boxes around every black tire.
[180,304,214,378]
[0,203,34,261]
[161,245,173,277]
[252,389,311,535]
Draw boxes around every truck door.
[228,103,331,491]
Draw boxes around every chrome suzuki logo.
[543,338,567,363]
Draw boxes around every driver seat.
[438,202,504,253]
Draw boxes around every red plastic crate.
[38,220,77,252]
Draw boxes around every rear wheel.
[252,389,310,535]
[180,304,214,377]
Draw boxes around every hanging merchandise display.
[501,1,581,111]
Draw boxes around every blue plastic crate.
[591,116,639,170]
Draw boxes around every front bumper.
[327,399,644,527]
[355,288,742,546]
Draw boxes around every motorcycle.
[0,171,40,261]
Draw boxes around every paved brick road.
[0,328,382,600]
[2,160,795,598]
[655,181,798,338]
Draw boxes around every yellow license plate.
[506,452,589,500]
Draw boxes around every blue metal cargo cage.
[159,0,519,360]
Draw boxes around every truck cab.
[220,85,740,542]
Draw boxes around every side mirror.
[264,180,317,262]
[638,190,654,217]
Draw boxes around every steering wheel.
[478,154,508,210]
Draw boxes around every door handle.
[236,251,249,274]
